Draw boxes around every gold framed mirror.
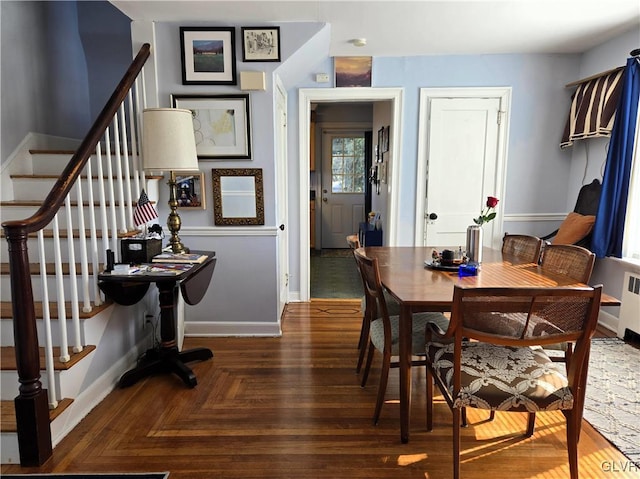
[212,168,264,225]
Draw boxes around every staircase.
[0,44,157,466]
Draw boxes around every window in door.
[331,136,365,193]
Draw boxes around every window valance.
[560,67,624,149]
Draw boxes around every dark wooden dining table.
[360,246,621,443]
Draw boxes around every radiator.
[617,272,640,340]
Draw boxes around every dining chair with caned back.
[539,243,596,362]
[425,284,602,479]
[501,234,543,264]
[353,247,449,425]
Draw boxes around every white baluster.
[64,194,83,354]
[75,175,91,314]
[37,230,58,409]
[96,142,110,267]
[113,110,127,234]
[85,157,103,306]
[128,89,142,201]
[104,127,119,256]
[120,102,134,231]
[52,214,70,363]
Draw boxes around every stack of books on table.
[146,263,195,275]
[151,252,208,264]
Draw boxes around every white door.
[275,78,289,317]
[320,131,366,249]
[421,96,503,248]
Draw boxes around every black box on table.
[121,238,162,264]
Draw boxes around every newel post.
[3,224,52,465]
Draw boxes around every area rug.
[2,474,168,479]
[584,337,640,467]
[310,254,362,298]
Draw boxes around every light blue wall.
[0,1,132,163]
[1,1,48,161]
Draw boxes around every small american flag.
[133,189,159,227]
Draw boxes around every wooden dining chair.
[349,236,402,374]
[539,243,596,361]
[353,248,449,425]
[501,234,543,263]
[540,243,596,284]
[425,284,602,479]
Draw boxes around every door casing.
[298,88,404,302]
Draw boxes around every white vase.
[466,224,483,264]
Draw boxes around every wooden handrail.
[1,43,150,466]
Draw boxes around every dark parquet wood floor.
[2,299,637,478]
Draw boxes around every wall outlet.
[315,73,330,83]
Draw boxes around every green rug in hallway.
[310,253,362,298]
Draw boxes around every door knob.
[429,213,438,220]
[322,198,328,202]
[279,224,285,231]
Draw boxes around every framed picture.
[241,26,281,62]
[377,127,384,162]
[381,126,390,153]
[212,168,265,225]
[180,27,237,85]
[175,171,206,209]
[172,94,252,160]
[335,56,372,87]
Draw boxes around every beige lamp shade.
[142,108,199,172]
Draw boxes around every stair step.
[1,345,96,371]
[0,300,113,319]
[0,398,73,433]
[0,262,104,275]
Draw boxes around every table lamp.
[142,108,199,253]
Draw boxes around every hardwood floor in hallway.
[2,299,636,478]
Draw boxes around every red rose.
[486,196,499,208]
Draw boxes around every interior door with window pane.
[321,132,366,249]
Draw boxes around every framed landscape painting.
[180,27,237,85]
[335,56,372,87]
[172,94,252,160]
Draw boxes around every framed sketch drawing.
[241,27,281,62]
[180,27,237,85]
[175,171,206,209]
[172,94,252,160]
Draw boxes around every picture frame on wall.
[172,94,252,160]
[175,171,206,209]
[180,27,237,85]
[241,26,281,62]
[334,56,372,87]
[381,125,390,153]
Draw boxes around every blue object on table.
[458,263,478,277]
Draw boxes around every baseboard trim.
[185,321,282,337]
[598,308,619,335]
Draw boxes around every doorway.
[299,88,404,302]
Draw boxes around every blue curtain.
[592,57,640,258]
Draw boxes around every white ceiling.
[111,0,640,57]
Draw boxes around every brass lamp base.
[167,171,189,254]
